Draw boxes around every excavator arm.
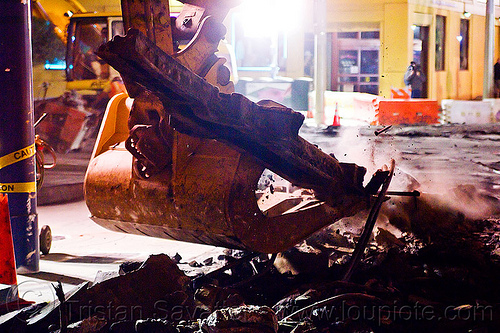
[84,0,377,253]
[32,0,87,42]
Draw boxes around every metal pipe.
[0,0,39,273]
[314,0,327,125]
[374,125,392,136]
[386,190,420,197]
[483,0,495,99]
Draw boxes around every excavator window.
[66,18,109,82]
[111,21,125,38]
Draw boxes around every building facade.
[227,0,500,102]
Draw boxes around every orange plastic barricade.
[377,99,440,125]
[0,194,16,285]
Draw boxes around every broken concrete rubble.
[194,284,244,312]
[110,318,180,333]
[3,204,500,333]
[65,315,107,333]
[8,254,192,332]
[200,305,278,333]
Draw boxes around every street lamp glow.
[238,0,302,37]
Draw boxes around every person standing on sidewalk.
[494,59,500,98]
[404,62,426,98]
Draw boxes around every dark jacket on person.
[494,61,500,81]
[404,65,426,91]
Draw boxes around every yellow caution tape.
[0,144,36,170]
[0,182,37,193]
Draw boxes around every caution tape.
[0,182,37,193]
[0,143,36,170]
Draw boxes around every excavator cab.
[35,13,126,153]
[65,13,124,91]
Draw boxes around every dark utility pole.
[0,0,39,273]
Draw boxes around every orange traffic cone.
[332,102,341,127]
[0,193,17,286]
[306,107,314,118]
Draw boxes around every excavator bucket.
[84,0,373,253]
[85,92,367,253]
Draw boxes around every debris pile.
[2,185,500,332]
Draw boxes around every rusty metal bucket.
[84,93,354,253]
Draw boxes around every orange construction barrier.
[377,99,439,125]
[0,194,16,285]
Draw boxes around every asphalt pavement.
[300,123,500,197]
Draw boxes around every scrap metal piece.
[386,190,420,197]
[342,160,395,282]
[52,281,67,333]
[375,125,392,136]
